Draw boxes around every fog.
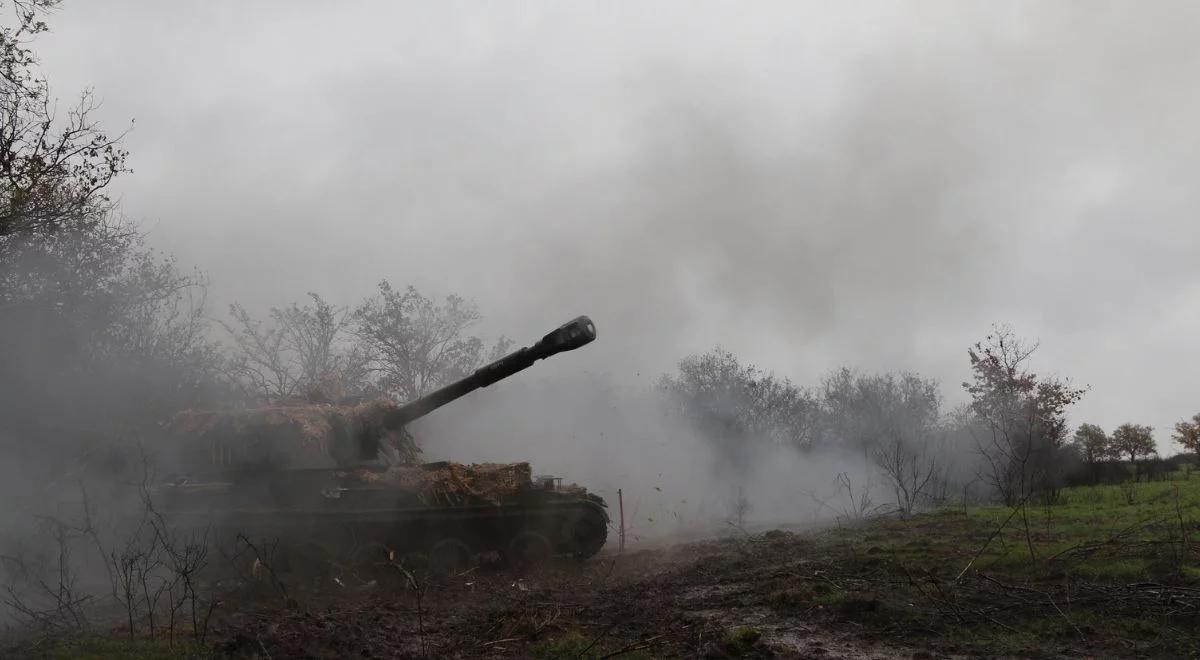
[34,2,1200,449]
[412,373,874,542]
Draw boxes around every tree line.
[658,330,1200,515]
[1071,417,1200,484]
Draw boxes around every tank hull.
[159,466,609,575]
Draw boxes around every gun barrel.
[382,316,596,428]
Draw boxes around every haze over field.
[35,1,1200,451]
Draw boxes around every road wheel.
[429,538,474,576]
[566,507,609,560]
[506,531,552,571]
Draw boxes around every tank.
[159,316,607,576]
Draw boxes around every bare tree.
[225,284,509,404]
[1,0,130,248]
[803,472,883,524]
[157,527,211,645]
[354,281,503,401]
[872,433,940,516]
[110,541,143,638]
[814,369,944,514]
[223,292,365,403]
[276,293,365,399]
[223,303,296,401]
[0,517,92,633]
[964,326,1086,506]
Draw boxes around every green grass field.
[806,472,1200,655]
[842,472,1200,581]
[527,475,1200,658]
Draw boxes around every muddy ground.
[201,514,1200,659]
[13,517,1196,658]
[209,531,942,659]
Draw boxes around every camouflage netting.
[167,398,421,470]
[338,461,534,506]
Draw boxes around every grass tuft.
[719,625,761,655]
[34,635,212,660]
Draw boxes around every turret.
[381,315,596,429]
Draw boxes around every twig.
[955,493,1030,583]
[1046,591,1084,640]
[477,637,523,647]
[1046,517,1160,563]
[399,563,427,657]
[598,632,670,658]
[230,534,289,602]
[452,565,478,578]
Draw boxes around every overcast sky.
[35,1,1200,452]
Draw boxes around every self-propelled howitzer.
[160,316,608,575]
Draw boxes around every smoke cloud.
[413,372,874,541]
[33,2,1200,447]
